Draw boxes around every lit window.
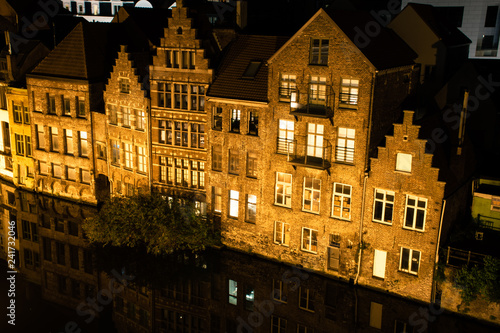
[229,190,239,218]
[279,74,297,100]
[230,109,241,133]
[373,189,394,224]
[340,78,359,105]
[50,127,59,152]
[65,129,73,155]
[301,227,318,253]
[108,104,117,124]
[124,143,132,169]
[396,153,412,172]
[310,39,329,65]
[245,286,254,311]
[137,146,146,173]
[52,164,62,178]
[399,247,421,275]
[213,187,222,213]
[332,183,351,220]
[273,221,290,246]
[303,177,321,213]
[246,194,257,223]
[309,76,326,105]
[404,195,427,231]
[36,125,45,149]
[277,120,294,154]
[275,172,292,207]
[79,131,88,157]
[122,107,131,127]
[336,127,355,163]
[136,110,145,130]
[228,279,237,305]
[111,140,120,165]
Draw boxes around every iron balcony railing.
[287,85,334,118]
[285,135,332,169]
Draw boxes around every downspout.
[432,199,446,303]
[355,70,377,286]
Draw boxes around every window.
[301,228,318,253]
[328,237,340,271]
[120,78,130,93]
[15,134,24,155]
[242,61,261,78]
[108,104,118,124]
[228,280,237,305]
[24,249,33,267]
[229,190,239,218]
[191,161,205,189]
[230,109,241,133]
[212,145,222,171]
[96,142,106,160]
[297,324,313,333]
[122,107,131,127]
[159,157,167,183]
[157,82,171,108]
[213,107,222,130]
[13,103,22,123]
[36,125,45,149]
[47,94,56,114]
[43,238,52,261]
[310,39,329,65]
[396,153,412,172]
[158,120,166,144]
[25,136,31,157]
[279,74,297,100]
[111,140,120,165]
[373,189,394,224]
[23,105,29,123]
[399,247,421,275]
[246,151,257,178]
[369,302,383,329]
[274,221,290,246]
[336,127,355,163]
[485,6,498,27]
[56,242,65,265]
[332,183,351,220]
[303,178,321,213]
[190,123,205,148]
[299,287,315,312]
[213,187,222,213]
[70,245,79,269]
[228,150,239,175]
[275,172,292,207]
[63,97,71,116]
[76,97,85,117]
[52,164,62,178]
[246,195,256,223]
[124,143,132,169]
[67,167,76,181]
[190,85,205,111]
[175,121,189,147]
[373,249,387,279]
[65,129,73,155]
[174,84,188,109]
[39,161,48,175]
[55,218,64,232]
[404,195,427,231]
[81,169,91,184]
[277,120,294,154]
[272,279,287,302]
[136,110,145,130]
[309,76,326,105]
[79,131,88,157]
[340,78,359,105]
[50,127,58,152]
[244,286,254,311]
[271,316,287,333]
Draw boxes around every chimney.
[236,1,247,29]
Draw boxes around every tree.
[454,256,500,304]
[83,193,219,255]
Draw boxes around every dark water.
[0,188,499,333]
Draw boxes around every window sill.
[331,216,351,222]
[395,170,412,175]
[338,103,358,110]
[308,63,328,67]
[247,133,258,137]
[398,270,418,276]
[302,209,320,215]
[228,172,239,176]
[273,242,289,247]
[334,161,355,166]
[372,220,393,226]
[229,130,241,134]
[245,220,256,224]
[274,203,292,209]
[300,248,318,254]
[402,226,425,233]
[246,175,257,179]
[298,307,315,313]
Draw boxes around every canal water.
[0,187,498,333]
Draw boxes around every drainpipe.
[355,172,368,286]
[432,199,446,303]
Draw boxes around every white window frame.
[275,172,292,207]
[403,195,427,231]
[332,183,351,220]
[277,120,294,154]
[302,177,321,214]
[229,190,239,218]
[396,153,412,173]
[372,189,395,225]
[336,127,355,163]
[301,227,318,254]
[399,247,421,275]
[340,78,359,105]
[246,194,257,223]
[273,221,290,246]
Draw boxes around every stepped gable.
[31,21,112,81]
[208,34,288,102]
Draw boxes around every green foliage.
[83,193,220,255]
[454,256,500,304]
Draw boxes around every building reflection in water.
[0,186,498,333]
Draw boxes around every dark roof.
[208,35,287,102]
[406,3,471,46]
[325,9,417,70]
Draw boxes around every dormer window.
[396,153,412,173]
[310,39,329,65]
[120,78,130,94]
[243,61,261,79]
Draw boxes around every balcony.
[278,136,331,169]
[286,85,334,118]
